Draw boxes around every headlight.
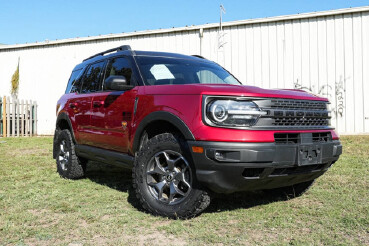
[205,99,267,127]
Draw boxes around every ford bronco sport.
[53,45,342,218]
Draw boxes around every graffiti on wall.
[293,76,346,118]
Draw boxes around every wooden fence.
[0,96,37,137]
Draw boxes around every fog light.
[215,151,223,159]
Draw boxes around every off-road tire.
[132,133,210,219]
[55,129,87,179]
[264,180,315,198]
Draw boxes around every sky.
[0,0,368,45]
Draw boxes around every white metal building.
[0,6,368,135]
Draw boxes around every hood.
[143,84,328,101]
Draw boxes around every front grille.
[312,132,332,142]
[274,132,332,144]
[254,99,331,129]
[270,99,327,111]
[273,117,329,127]
[270,99,329,127]
[274,133,299,144]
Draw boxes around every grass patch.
[0,136,368,245]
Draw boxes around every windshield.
[136,56,241,86]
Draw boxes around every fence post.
[6,97,10,137]
[2,96,6,137]
[34,101,37,136]
[20,99,23,136]
[25,100,29,137]
[0,97,2,137]
[16,99,19,137]
[29,100,33,137]
[11,98,15,137]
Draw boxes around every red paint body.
[57,83,339,155]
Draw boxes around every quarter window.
[67,69,83,93]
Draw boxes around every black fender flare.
[53,112,76,159]
[132,111,195,153]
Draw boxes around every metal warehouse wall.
[0,6,368,135]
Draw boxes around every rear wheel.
[132,133,210,219]
[264,180,315,198]
[55,129,87,179]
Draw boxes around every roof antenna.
[220,4,226,34]
[218,4,227,66]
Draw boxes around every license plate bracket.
[298,144,322,166]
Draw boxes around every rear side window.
[81,61,105,93]
[103,57,137,89]
[66,69,83,93]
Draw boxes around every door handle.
[93,101,104,108]
[69,103,78,109]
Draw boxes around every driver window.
[104,57,136,90]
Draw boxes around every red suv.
[53,45,342,218]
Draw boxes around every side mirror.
[104,76,134,91]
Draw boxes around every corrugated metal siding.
[200,12,369,134]
[0,8,368,134]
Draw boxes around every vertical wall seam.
[325,16,328,97]
[283,21,286,88]
[361,12,365,131]
[308,18,311,89]
[300,19,303,87]
[342,14,347,133]
[292,20,295,86]
[252,24,255,83]
[317,17,320,92]
[351,13,355,133]
[244,26,248,83]
[268,24,271,88]
[276,22,279,87]
[259,24,263,86]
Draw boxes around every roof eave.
[1,5,368,51]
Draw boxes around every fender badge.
[121,121,127,130]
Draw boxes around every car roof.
[73,49,209,71]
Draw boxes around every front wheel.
[55,129,87,179]
[132,133,210,219]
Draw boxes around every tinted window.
[136,56,240,86]
[81,61,105,93]
[104,57,136,89]
[67,69,83,93]
[196,70,230,84]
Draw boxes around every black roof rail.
[192,55,206,59]
[83,45,133,61]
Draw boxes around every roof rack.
[192,55,206,59]
[83,45,132,61]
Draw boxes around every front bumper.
[187,137,342,193]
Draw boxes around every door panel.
[67,94,92,144]
[72,60,106,145]
[89,56,139,152]
[91,90,137,152]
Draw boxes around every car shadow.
[204,191,288,214]
[85,161,288,215]
[85,161,143,210]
